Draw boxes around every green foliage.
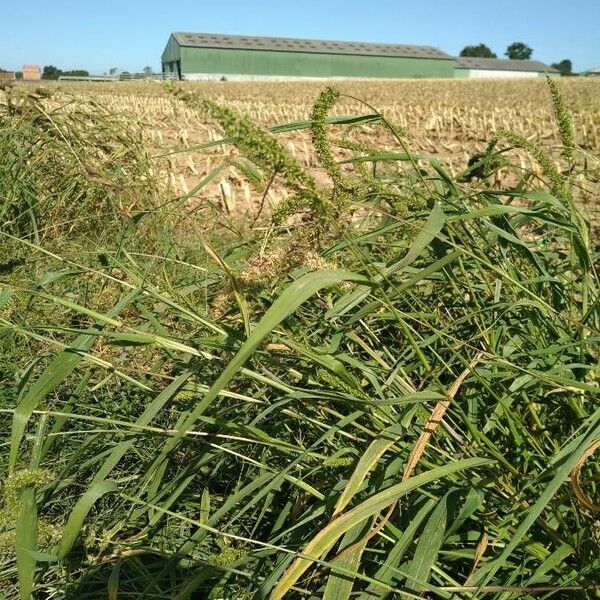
[62,69,90,77]
[41,65,61,80]
[41,65,89,79]
[460,44,497,58]
[1,469,54,516]
[505,42,533,60]
[0,78,599,599]
[0,470,59,569]
[551,59,573,76]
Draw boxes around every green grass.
[0,78,599,599]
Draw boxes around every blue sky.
[2,0,598,73]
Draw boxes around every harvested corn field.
[37,78,600,224]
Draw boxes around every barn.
[455,57,559,79]
[161,32,455,80]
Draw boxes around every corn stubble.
[0,77,599,599]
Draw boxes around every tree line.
[41,65,89,79]
[459,42,573,75]
[0,66,90,80]
[42,65,155,79]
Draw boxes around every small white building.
[455,57,559,79]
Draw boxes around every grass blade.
[404,492,448,593]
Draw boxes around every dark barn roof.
[171,32,452,60]
[456,57,559,73]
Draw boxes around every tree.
[42,65,62,80]
[550,59,572,76]
[143,66,153,75]
[505,42,533,60]
[460,44,497,58]
[62,69,90,77]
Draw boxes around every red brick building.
[22,64,42,81]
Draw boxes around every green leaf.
[0,286,12,309]
[405,492,448,592]
[108,563,121,600]
[323,521,372,600]
[328,203,445,317]
[526,543,574,585]
[16,486,37,600]
[16,416,48,600]
[161,114,382,156]
[360,499,436,599]
[334,424,403,516]
[58,480,118,558]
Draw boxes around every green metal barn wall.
[177,47,454,78]
[161,36,181,64]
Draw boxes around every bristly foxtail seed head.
[310,86,355,197]
[173,88,328,222]
[0,469,59,561]
[497,127,569,203]
[2,469,55,514]
[546,74,575,166]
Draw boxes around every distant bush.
[41,65,90,79]
[460,43,497,58]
